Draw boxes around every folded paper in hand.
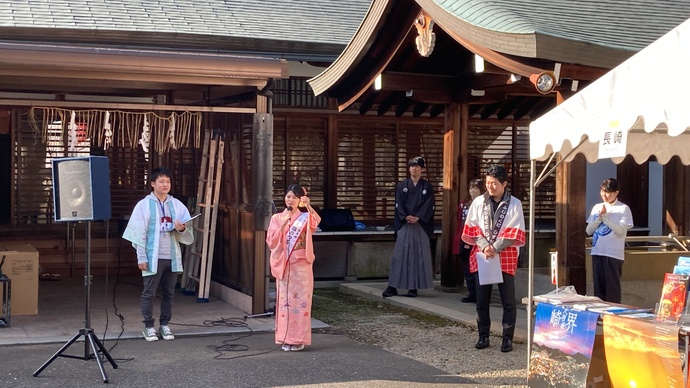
[476,251,503,285]
[182,213,202,224]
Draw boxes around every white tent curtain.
[526,17,690,363]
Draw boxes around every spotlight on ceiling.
[529,71,557,94]
[374,74,382,90]
[474,55,485,73]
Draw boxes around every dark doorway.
[0,133,10,223]
[0,108,9,223]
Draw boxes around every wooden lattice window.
[274,78,329,109]
[10,108,206,225]
[272,116,326,210]
[467,124,555,226]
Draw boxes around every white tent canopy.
[530,17,690,166]
[525,17,690,362]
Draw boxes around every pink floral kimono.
[266,209,320,347]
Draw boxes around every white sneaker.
[143,327,158,341]
[290,344,304,352]
[281,344,291,352]
[159,325,175,340]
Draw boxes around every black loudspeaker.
[52,156,111,222]
[318,208,356,231]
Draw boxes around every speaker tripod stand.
[33,221,118,383]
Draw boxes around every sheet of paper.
[181,213,202,224]
[476,251,503,285]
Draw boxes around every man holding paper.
[123,167,194,342]
[462,165,525,353]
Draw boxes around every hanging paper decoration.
[68,110,78,152]
[103,111,112,150]
[168,114,177,150]
[28,107,202,153]
[139,114,150,153]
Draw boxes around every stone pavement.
[0,277,529,387]
[340,281,529,342]
[0,332,486,387]
[0,277,529,346]
[0,276,289,346]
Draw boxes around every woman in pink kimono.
[266,184,321,352]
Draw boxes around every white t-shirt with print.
[586,200,634,260]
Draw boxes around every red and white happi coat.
[461,193,526,276]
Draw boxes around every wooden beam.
[513,96,551,121]
[455,89,508,105]
[496,97,524,120]
[395,98,413,117]
[0,98,256,113]
[468,104,482,117]
[412,103,429,117]
[379,71,454,92]
[526,97,558,120]
[479,101,503,120]
[358,92,378,115]
[455,72,515,90]
[408,90,453,104]
[559,64,609,82]
[382,71,527,97]
[377,92,399,116]
[429,104,445,118]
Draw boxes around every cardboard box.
[0,244,39,315]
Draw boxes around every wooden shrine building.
[308,0,690,292]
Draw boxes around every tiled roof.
[433,0,690,51]
[0,0,371,46]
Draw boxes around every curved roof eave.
[421,0,690,67]
[307,0,394,98]
[419,0,638,68]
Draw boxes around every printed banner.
[598,119,628,159]
[529,303,599,387]
[603,314,684,388]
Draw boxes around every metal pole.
[527,159,536,366]
[84,221,92,357]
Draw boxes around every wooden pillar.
[617,156,648,229]
[555,90,586,293]
[325,115,338,209]
[556,154,587,292]
[663,157,690,236]
[440,103,468,288]
[252,93,271,314]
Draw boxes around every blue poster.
[528,303,599,387]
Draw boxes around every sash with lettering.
[483,197,510,245]
[286,212,309,260]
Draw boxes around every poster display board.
[603,314,685,388]
[529,303,599,387]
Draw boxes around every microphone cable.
[98,219,133,363]
[208,211,291,360]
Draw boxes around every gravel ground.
[312,289,529,387]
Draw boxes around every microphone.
[284,206,293,224]
[669,233,689,252]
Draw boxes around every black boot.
[406,289,418,297]
[475,336,490,349]
[382,286,398,297]
[501,337,513,353]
